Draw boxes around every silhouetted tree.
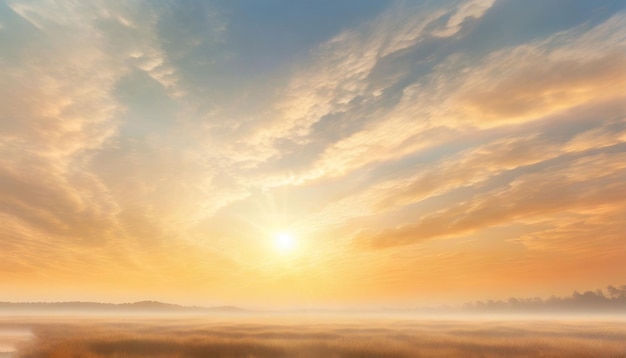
[465,284,626,313]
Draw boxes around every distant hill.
[0,300,245,313]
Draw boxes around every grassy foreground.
[6,316,626,357]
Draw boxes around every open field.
[2,315,626,357]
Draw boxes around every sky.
[0,0,625,309]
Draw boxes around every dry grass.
[4,315,626,357]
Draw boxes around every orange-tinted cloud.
[360,152,626,249]
[462,53,626,123]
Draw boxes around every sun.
[274,232,296,253]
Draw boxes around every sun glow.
[274,232,296,253]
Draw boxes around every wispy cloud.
[360,152,626,249]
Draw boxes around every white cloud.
[433,0,496,38]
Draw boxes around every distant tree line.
[464,285,626,313]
